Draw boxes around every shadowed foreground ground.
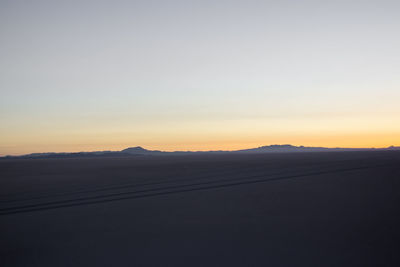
[1,151,400,266]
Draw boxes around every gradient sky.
[1,0,400,155]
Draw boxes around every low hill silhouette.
[2,145,400,159]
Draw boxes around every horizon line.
[2,143,400,157]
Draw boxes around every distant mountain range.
[2,145,400,159]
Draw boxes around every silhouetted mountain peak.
[121,146,150,153]
[259,144,296,149]
[237,144,331,153]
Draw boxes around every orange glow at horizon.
[1,131,399,156]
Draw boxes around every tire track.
[0,158,359,204]
[0,164,382,216]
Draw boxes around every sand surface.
[1,151,400,266]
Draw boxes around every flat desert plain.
[1,151,400,266]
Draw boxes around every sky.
[1,0,399,155]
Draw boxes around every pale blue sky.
[1,0,400,154]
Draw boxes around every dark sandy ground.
[1,151,400,266]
